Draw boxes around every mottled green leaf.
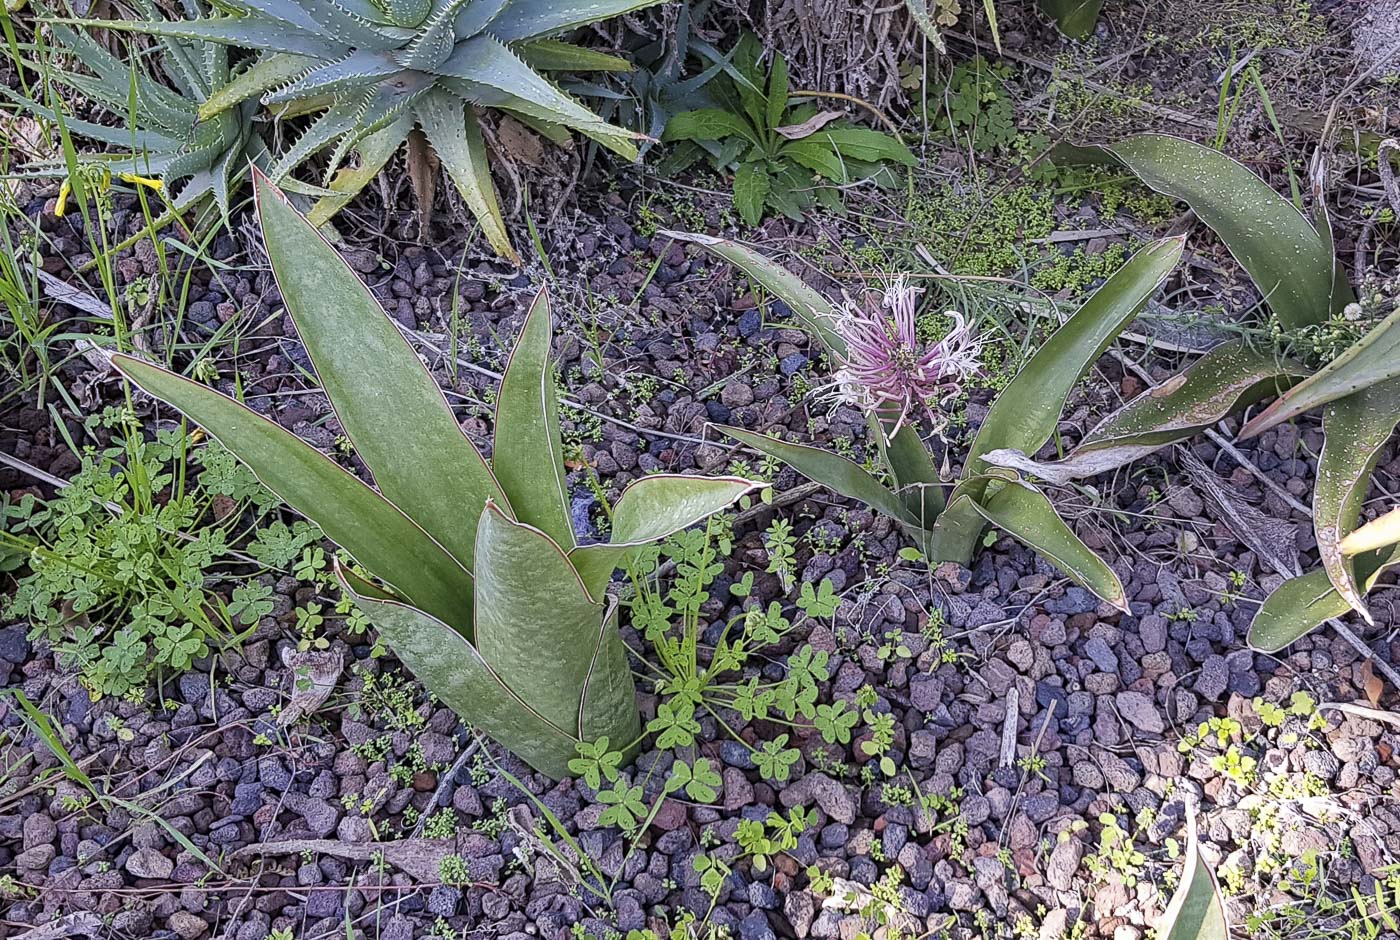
[1248,543,1400,653]
[255,171,508,573]
[569,474,762,600]
[733,162,771,226]
[967,481,1127,610]
[968,237,1184,475]
[662,108,760,146]
[112,354,473,631]
[1241,305,1400,439]
[1311,380,1400,623]
[494,289,573,548]
[1159,808,1230,940]
[1062,135,1350,329]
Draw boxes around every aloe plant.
[68,0,662,260]
[968,134,1400,652]
[667,230,1185,610]
[7,0,271,219]
[111,172,759,779]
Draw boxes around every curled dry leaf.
[774,110,845,140]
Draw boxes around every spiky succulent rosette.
[825,276,981,439]
[68,0,662,258]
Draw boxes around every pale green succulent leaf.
[201,53,316,119]
[255,171,508,572]
[337,564,588,780]
[415,94,518,262]
[493,289,574,548]
[1159,808,1230,940]
[578,602,642,749]
[1061,135,1350,329]
[569,474,763,600]
[1248,543,1400,653]
[515,38,633,73]
[969,481,1127,611]
[472,502,607,738]
[264,50,401,105]
[484,0,666,41]
[1311,380,1400,623]
[967,236,1184,475]
[1341,507,1400,556]
[111,354,474,630]
[307,114,414,226]
[65,16,344,57]
[1241,304,1400,439]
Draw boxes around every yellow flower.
[54,169,163,218]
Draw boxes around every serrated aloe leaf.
[494,289,573,548]
[967,481,1127,610]
[112,355,473,630]
[1063,135,1350,330]
[568,474,763,599]
[66,16,345,58]
[578,601,641,749]
[1159,808,1229,940]
[721,426,917,526]
[1037,0,1104,37]
[968,236,1184,476]
[1240,305,1400,439]
[255,171,508,570]
[337,565,584,779]
[472,502,606,738]
[660,231,842,350]
[1341,506,1400,556]
[264,50,401,105]
[307,115,413,226]
[1311,379,1400,623]
[200,53,314,119]
[516,39,633,73]
[416,92,517,263]
[1248,543,1400,653]
[484,0,665,42]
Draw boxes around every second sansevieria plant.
[112,171,759,779]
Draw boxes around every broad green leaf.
[662,108,760,146]
[198,52,312,120]
[967,236,1184,476]
[733,162,772,226]
[814,128,917,166]
[493,289,574,548]
[1240,305,1400,439]
[661,231,842,350]
[781,139,851,182]
[967,481,1127,610]
[255,171,508,571]
[112,354,473,631]
[1063,135,1350,329]
[1311,380,1400,622]
[1037,0,1105,37]
[578,601,642,750]
[417,92,518,263]
[1248,543,1400,652]
[766,53,789,129]
[1159,808,1229,940]
[568,475,762,600]
[1341,506,1400,556]
[921,495,985,565]
[721,426,917,526]
[982,341,1305,483]
[338,565,593,780]
[515,39,633,73]
[884,425,945,524]
[307,115,413,227]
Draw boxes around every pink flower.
[825,276,980,438]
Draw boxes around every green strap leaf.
[577,602,641,749]
[515,38,633,73]
[966,481,1127,611]
[1159,808,1230,940]
[1341,507,1400,556]
[765,53,788,129]
[721,426,917,527]
[112,354,474,631]
[416,94,518,263]
[255,171,509,572]
[968,236,1184,475]
[1240,305,1400,439]
[337,565,588,780]
[483,0,666,41]
[1037,0,1105,38]
[1311,380,1400,623]
[472,502,605,737]
[568,474,762,600]
[1061,135,1351,330]
[1248,543,1400,653]
[493,289,574,548]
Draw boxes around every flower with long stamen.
[824,276,981,439]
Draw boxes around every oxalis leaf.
[1240,304,1400,439]
[1056,135,1351,330]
